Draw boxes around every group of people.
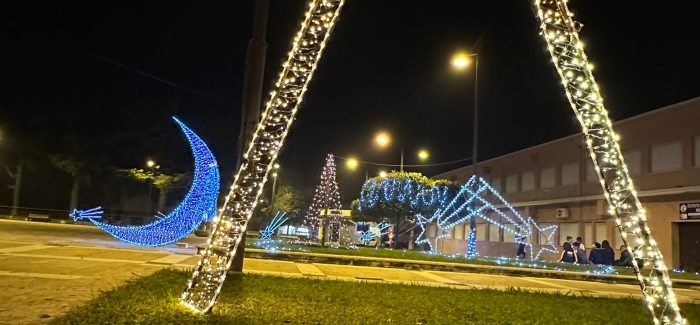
[558,236,637,267]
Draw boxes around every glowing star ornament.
[71,117,220,247]
[181,0,345,313]
[534,0,683,323]
[259,211,288,242]
[358,222,390,245]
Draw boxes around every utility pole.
[10,163,22,217]
[231,0,269,273]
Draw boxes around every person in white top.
[576,236,586,251]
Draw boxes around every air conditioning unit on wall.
[556,208,569,219]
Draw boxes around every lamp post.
[146,159,160,214]
[451,51,479,257]
[270,163,279,206]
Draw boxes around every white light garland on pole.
[180,0,345,313]
[533,0,684,323]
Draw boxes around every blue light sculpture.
[358,222,390,245]
[259,211,288,242]
[71,117,220,246]
[417,176,558,260]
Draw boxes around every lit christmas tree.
[304,154,342,242]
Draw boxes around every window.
[537,223,555,244]
[695,136,700,167]
[651,141,682,172]
[558,223,579,245]
[595,223,608,244]
[454,223,465,240]
[540,167,556,188]
[505,174,519,193]
[489,224,500,242]
[492,177,502,192]
[476,223,487,241]
[585,160,597,182]
[584,223,594,247]
[561,162,580,186]
[503,224,515,243]
[521,171,535,191]
[623,149,641,176]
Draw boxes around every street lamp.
[417,149,429,161]
[345,157,359,170]
[451,50,480,257]
[270,169,279,206]
[145,159,159,214]
[374,131,391,148]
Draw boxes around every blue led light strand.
[71,117,220,247]
[259,211,288,242]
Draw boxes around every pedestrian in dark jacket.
[588,242,604,265]
[559,241,578,263]
[601,240,615,266]
[573,242,587,264]
[516,237,527,259]
[617,245,634,267]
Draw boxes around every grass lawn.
[52,269,700,324]
[248,239,700,281]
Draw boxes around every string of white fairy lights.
[533,0,683,323]
[180,0,345,313]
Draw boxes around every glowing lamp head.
[146,160,156,168]
[378,170,387,178]
[273,163,280,170]
[374,131,391,148]
[451,52,471,70]
[346,157,359,170]
[417,149,429,161]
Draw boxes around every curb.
[243,248,700,290]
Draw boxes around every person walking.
[588,242,604,265]
[516,237,527,259]
[601,240,615,266]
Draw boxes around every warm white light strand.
[180,0,345,313]
[533,0,683,323]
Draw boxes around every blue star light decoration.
[418,176,558,260]
[259,211,288,242]
[358,222,390,245]
[71,117,220,247]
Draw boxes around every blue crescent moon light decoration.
[70,117,220,246]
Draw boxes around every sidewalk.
[244,248,700,289]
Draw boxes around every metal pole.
[10,163,22,217]
[468,54,479,257]
[147,174,153,214]
[400,147,404,172]
[231,0,270,274]
[472,55,479,178]
[270,175,277,205]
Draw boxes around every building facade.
[431,97,700,271]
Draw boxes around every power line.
[333,154,472,168]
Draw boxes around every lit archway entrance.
[180,0,684,323]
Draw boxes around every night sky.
[0,1,698,209]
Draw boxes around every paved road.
[1,220,698,324]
